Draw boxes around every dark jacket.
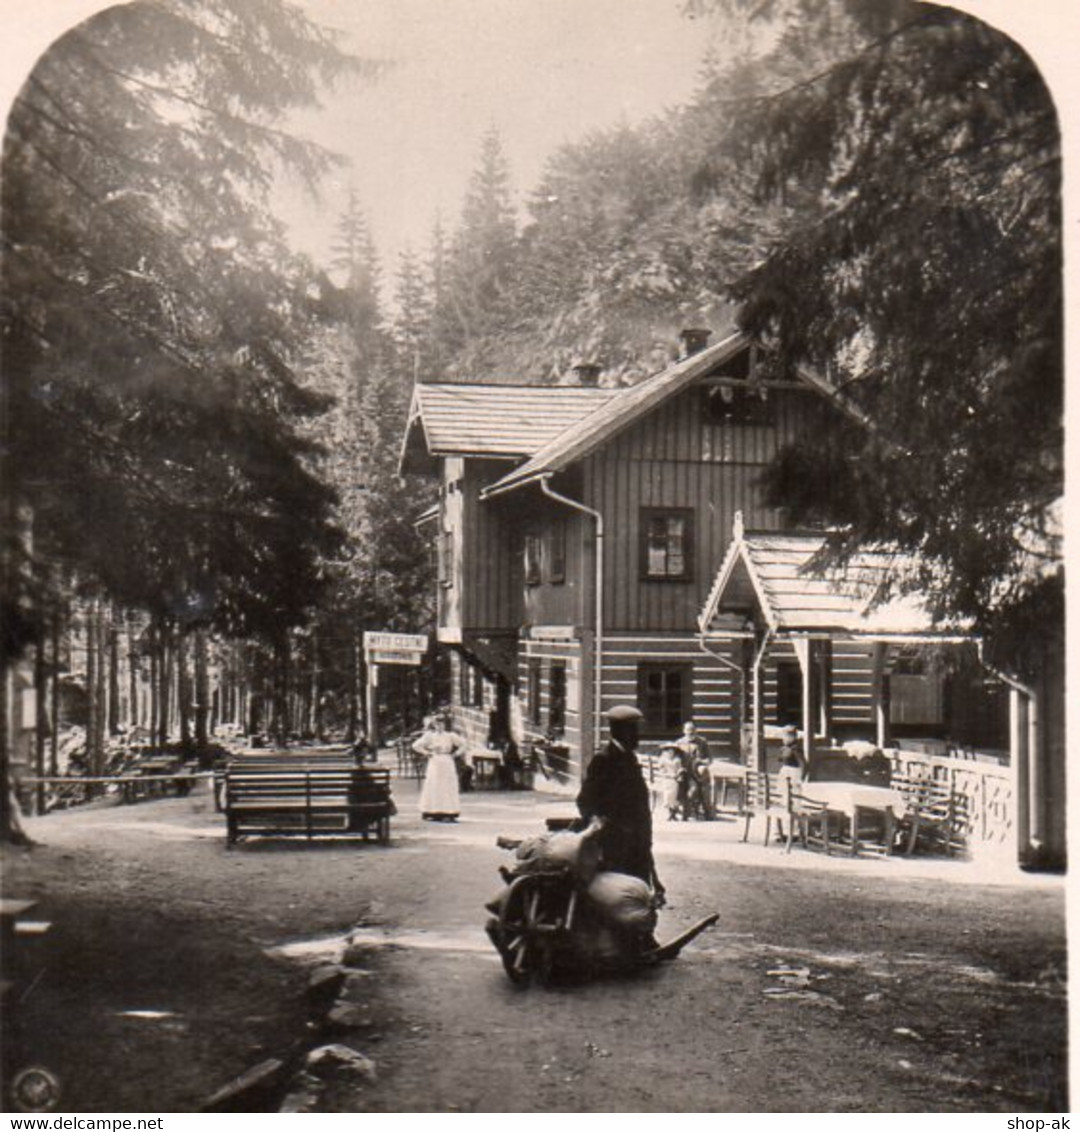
[576,739,656,884]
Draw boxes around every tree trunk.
[177,630,192,749]
[271,633,291,747]
[308,632,319,739]
[107,607,120,735]
[128,623,140,732]
[85,600,100,774]
[347,634,359,744]
[149,622,159,748]
[93,603,108,773]
[158,622,172,748]
[194,627,210,754]
[50,606,61,776]
[34,621,48,814]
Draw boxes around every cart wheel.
[10,1066,61,1113]
[495,875,559,986]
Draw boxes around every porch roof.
[698,521,971,641]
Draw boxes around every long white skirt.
[418,753,460,818]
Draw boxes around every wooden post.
[793,637,815,766]
[750,630,770,772]
[1011,687,1029,857]
[870,642,889,747]
[366,655,379,750]
[817,639,833,744]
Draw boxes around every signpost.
[362,632,428,747]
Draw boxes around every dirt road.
[2,771,1066,1112]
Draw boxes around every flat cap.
[607,704,644,722]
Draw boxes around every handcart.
[484,821,718,986]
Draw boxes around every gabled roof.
[399,382,617,474]
[482,330,750,497]
[698,520,970,640]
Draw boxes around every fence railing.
[885,748,1012,848]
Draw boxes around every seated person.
[675,722,714,821]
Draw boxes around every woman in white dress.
[413,715,464,821]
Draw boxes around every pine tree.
[391,245,431,383]
[0,0,369,834]
[330,189,383,339]
[691,0,1062,668]
[446,127,519,368]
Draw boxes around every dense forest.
[0,0,1062,836]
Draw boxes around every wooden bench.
[214,754,360,810]
[224,767,393,846]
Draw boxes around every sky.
[274,0,718,283]
[2,1,1076,293]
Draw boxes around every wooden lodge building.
[399,329,1063,867]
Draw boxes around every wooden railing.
[18,772,204,814]
[885,748,1013,849]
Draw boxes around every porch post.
[793,637,815,765]
[1026,688,1043,854]
[1011,687,1030,857]
[750,630,771,772]
[818,639,833,743]
[870,642,890,747]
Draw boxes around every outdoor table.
[800,782,910,856]
[709,761,747,812]
[470,751,503,789]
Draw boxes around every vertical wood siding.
[459,460,523,632]
[583,382,818,633]
[519,508,590,628]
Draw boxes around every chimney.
[571,361,602,387]
[679,327,712,358]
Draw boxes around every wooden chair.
[894,775,967,857]
[741,770,796,849]
[790,790,832,854]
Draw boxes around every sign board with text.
[370,648,423,666]
[363,631,428,653]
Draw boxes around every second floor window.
[524,533,542,586]
[641,508,694,581]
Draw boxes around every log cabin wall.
[448,650,490,749]
[518,633,586,780]
[601,632,743,754]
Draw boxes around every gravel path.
[1,766,1066,1112]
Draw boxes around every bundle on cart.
[484,820,716,986]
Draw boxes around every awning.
[698,515,972,644]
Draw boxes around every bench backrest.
[225,767,391,803]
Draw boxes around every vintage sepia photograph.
[0,0,1070,1115]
